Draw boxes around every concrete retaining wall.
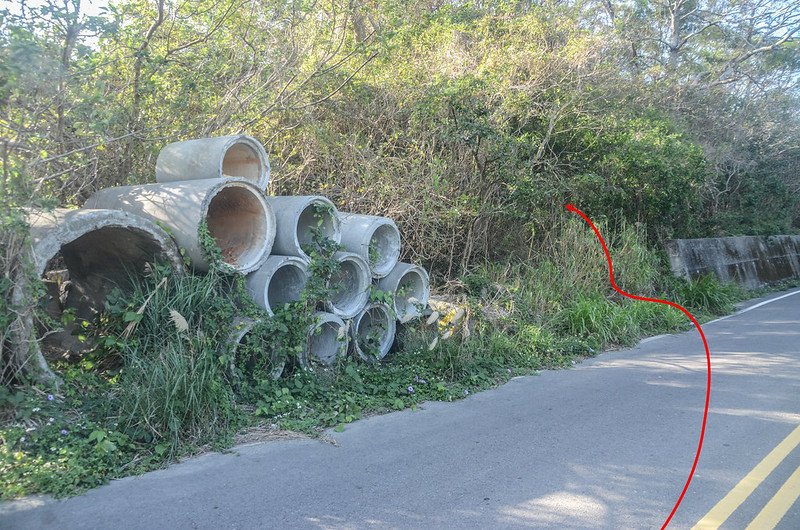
[664,235,800,289]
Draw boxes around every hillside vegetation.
[1,0,798,498]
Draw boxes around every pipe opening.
[330,259,365,313]
[206,185,267,269]
[40,226,171,355]
[266,262,308,311]
[222,142,262,183]
[234,321,284,380]
[308,320,344,366]
[395,270,427,319]
[297,201,337,249]
[370,223,401,274]
[355,305,393,360]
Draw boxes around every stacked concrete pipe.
[265,196,341,260]
[156,135,270,190]
[338,213,401,278]
[326,252,371,319]
[85,178,275,274]
[350,303,397,362]
[377,262,431,322]
[299,312,349,367]
[14,208,185,381]
[245,255,309,316]
[228,317,284,380]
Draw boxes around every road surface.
[3,289,800,529]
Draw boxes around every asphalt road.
[3,289,800,529]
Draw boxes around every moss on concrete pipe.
[338,213,401,278]
[377,262,431,322]
[299,312,349,367]
[245,255,309,316]
[86,178,274,274]
[265,196,341,260]
[351,302,396,363]
[156,135,270,190]
[14,208,185,383]
[326,252,370,319]
[227,317,284,380]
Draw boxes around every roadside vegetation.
[2,0,799,500]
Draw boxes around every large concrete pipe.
[299,312,349,367]
[156,135,270,190]
[265,196,341,260]
[377,262,431,322]
[14,208,185,381]
[351,303,396,362]
[228,317,284,380]
[245,255,309,316]
[86,178,274,274]
[326,252,370,319]
[338,213,401,278]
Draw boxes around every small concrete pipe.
[351,303,397,362]
[326,252,371,319]
[86,178,275,274]
[338,213,401,278]
[245,255,309,316]
[377,262,431,322]
[299,312,349,367]
[265,196,341,260]
[156,135,270,190]
[228,317,284,380]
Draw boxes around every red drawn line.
[565,203,712,530]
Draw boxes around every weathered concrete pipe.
[326,252,371,319]
[351,303,397,362]
[228,317,284,380]
[14,208,185,381]
[86,178,274,274]
[156,135,270,190]
[265,196,341,260]
[338,213,401,278]
[299,312,349,367]
[245,255,309,316]
[377,262,431,322]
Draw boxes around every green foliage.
[668,275,744,316]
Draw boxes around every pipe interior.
[267,262,307,311]
[222,142,262,183]
[206,186,267,269]
[41,226,169,355]
[357,306,391,355]
[297,201,337,249]
[308,320,343,365]
[370,223,401,272]
[238,326,284,379]
[395,270,426,318]
[330,259,364,309]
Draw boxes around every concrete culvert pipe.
[299,312,349,367]
[86,178,274,274]
[338,213,401,278]
[266,196,341,260]
[378,262,431,322]
[156,135,270,190]
[326,252,370,319]
[228,317,284,380]
[245,255,310,316]
[351,303,397,362]
[16,208,185,380]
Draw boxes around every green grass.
[0,224,756,500]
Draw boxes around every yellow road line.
[692,424,800,530]
[745,463,800,530]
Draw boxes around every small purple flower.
[407,385,414,393]
[60,429,68,436]
[414,375,419,382]
[47,394,54,401]
[464,389,470,396]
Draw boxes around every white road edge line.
[705,288,800,326]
